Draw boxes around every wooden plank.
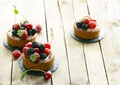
[87,0,120,85]
[59,0,89,84]
[44,0,71,85]
[0,1,14,85]
[73,0,108,85]
[11,0,50,85]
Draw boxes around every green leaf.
[21,71,27,81]
[17,29,23,37]
[30,54,37,62]
[14,8,19,14]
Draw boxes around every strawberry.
[23,47,29,56]
[33,48,40,54]
[83,16,91,24]
[88,20,96,29]
[12,50,21,59]
[21,30,28,39]
[25,42,33,48]
[44,48,51,56]
[44,71,52,80]
[25,23,33,30]
[13,23,20,30]
[44,43,51,49]
[35,24,42,33]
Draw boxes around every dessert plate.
[19,58,59,76]
[70,29,104,43]
[3,39,22,51]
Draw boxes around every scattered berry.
[44,71,52,80]
[13,23,20,30]
[12,50,21,59]
[35,24,42,33]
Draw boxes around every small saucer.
[70,29,104,43]
[3,39,22,51]
[19,58,59,76]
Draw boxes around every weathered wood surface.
[0,0,120,85]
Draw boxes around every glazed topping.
[22,41,51,63]
[12,21,42,39]
[76,16,97,30]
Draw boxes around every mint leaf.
[21,71,27,81]
[17,29,23,37]
[30,54,36,62]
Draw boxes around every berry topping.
[44,43,51,49]
[88,20,96,29]
[12,30,18,37]
[44,71,52,80]
[32,41,39,48]
[33,48,40,53]
[76,16,97,30]
[25,23,33,30]
[25,42,33,48]
[35,24,42,33]
[44,48,51,56]
[23,47,29,56]
[13,23,20,30]
[27,48,34,55]
[40,53,47,60]
[12,50,21,59]
[38,43,45,51]
[31,29,37,35]
[21,30,28,39]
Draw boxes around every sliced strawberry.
[88,20,96,29]
[35,24,42,33]
[44,43,51,49]
[13,23,20,30]
[25,42,33,48]
[21,30,28,39]
[44,48,51,56]
[12,50,21,59]
[25,23,33,30]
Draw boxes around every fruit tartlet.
[22,41,55,71]
[7,21,40,48]
[74,16,100,39]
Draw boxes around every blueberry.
[32,41,39,48]
[40,53,47,60]
[76,21,83,28]
[27,30,32,36]
[81,23,89,30]
[31,29,37,35]
[12,30,18,37]
[38,43,45,51]
[27,48,34,55]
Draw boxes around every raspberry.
[88,21,96,29]
[12,50,21,59]
[25,42,33,48]
[44,43,51,49]
[25,23,33,30]
[35,24,42,33]
[13,23,20,30]
[44,71,52,80]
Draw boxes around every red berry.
[12,50,21,59]
[33,48,40,53]
[25,42,33,48]
[13,23,20,30]
[25,23,33,30]
[35,24,42,33]
[35,53,40,62]
[44,48,51,56]
[91,19,96,22]
[23,47,29,56]
[44,71,52,80]
[88,21,96,29]
[83,17,91,24]
[21,30,28,39]
[44,43,51,49]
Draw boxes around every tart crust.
[7,30,37,48]
[22,53,55,71]
[74,23,100,39]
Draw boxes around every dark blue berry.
[38,43,45,51]
[31,29,37,35]
[76,21,83,28]
[27,48,34,55]
[32,41,39,48]
[81,23,89,30]
[27,30,32,36]
[40,53,47,60]
[12,30,18,37]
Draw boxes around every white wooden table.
[0,0,120,85]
